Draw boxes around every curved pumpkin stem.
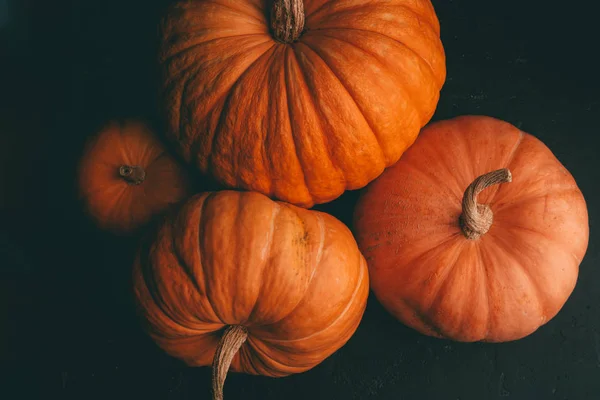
[119,165,146,185]
[459,168,512,240]
[212,325,248,400]
[270,0,305,43]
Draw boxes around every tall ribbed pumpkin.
[133,191,369,399]
[159,0,446,207]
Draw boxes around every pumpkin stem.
[459,168,512,240]
[270,0,305,43]
[212,325,248,400]
[119,165,146,185]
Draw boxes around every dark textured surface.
[1,0,599,399]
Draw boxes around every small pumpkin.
[133,190,369,399]
[77,120,191,234]
[159,0,446,207]
[353,115,589,342]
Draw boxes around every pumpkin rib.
[298,40,384,170]
[307,2,437,34]
[308,24,440,87]
[200,47,276,178]
[198,193,227,324]
[233,44,284,193]
[486,231,547,321]
[245,203,281,324]
[292,43,346,190]
[140,235,192,334]
[253,207,325,330]
[371,231,463,273]
[496,221,576,264]
[162,34,271,79]
[420,241,466,318]
[206,44,278,182]
[283,47,312,202]
[503,130,525,169]
[205,0,266,24]
[399,160,463,204]
[172,39,276,160]
[478,243,494,340]
[309,28,434,135]
[494,186,581,213]
[247,336,312,371]
[259,256,366,344]
[105,185,130,230]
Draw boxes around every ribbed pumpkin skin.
[133,191,369,376]
[159,0,446,207]
[353,116,589,343]
[77,120,191,234]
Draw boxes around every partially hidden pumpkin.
[353,115,589,342]
[159,0,446,208]
[77,120,192,234]
[133,190,369,399]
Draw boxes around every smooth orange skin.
[353,115,589,343]
[133,190,369,376]
[77,120,191,234]
[159,0,446,208]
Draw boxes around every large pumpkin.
[159,0,446,207]
[353,115,589,342]
[77,120,191,234]
[133,190,369,398]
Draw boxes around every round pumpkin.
[77,120,192,234]
[133,190,369,398]
[353,115,589,342]
[159,0,446,208]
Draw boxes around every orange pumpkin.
[133,190,369,399]
[159,0,446,207]
[77,120,192,234]
[353,115,589,342]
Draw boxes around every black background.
[1,0,599,399]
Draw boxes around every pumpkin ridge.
[116,127,133,166]
[494,219,574,260]
[207,45,278,183]
[423,133,474,200]
[503,130,525,170]
[307,2,437,34]
[292,43,345,190]
[245,203,281,324]
[283,47,312,201]
[369,231,462,273]
[308,23,440,88]
[198,192,227,324]
[105,185,130,230]
[475,242,493,340]
[399,159,463,204]
[247,336,311,370]
[234,44,285,192]
[161,35,272,90]
[487,230,546,322]
[252,207,325,329]
[171,204,204,299]
[162,35,272,87]
[258,258,366,344]
[421,240,466,318]
[297,40,384,172]
[205,0,266,25]
[139,228,189,332]
[310,28,432,137]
